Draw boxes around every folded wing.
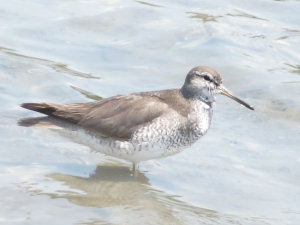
[21,94,171,140]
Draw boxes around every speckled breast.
[59,101,213,164]
[129,101,213,160]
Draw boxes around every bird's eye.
[203,75,211,81]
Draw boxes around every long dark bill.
[218,85,254,110]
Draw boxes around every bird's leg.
[132,163,136,171]
[132,163,138,177]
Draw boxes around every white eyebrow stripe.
[200,72,212,77]
[194,71,221,85]
[200,72,214,81]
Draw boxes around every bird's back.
[20,89,193,140]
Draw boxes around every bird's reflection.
[44,161,259,225]
[46,162,153,208]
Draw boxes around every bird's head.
[181,66,254,110]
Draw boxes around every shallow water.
[1,0,300,224]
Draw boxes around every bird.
[19,66,254,171]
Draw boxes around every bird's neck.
[180,85,215,104]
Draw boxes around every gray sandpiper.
[19,66,254,170]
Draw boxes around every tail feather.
[18,117,62,129]
[21,103,56,116]
[20,102,86,124]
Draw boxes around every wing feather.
[79,95,170,139]
[21,94,172,140]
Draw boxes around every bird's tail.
[18,116,62,129]
[19,103,62,128]
[20,103,56,116]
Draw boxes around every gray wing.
[21,94,172,140]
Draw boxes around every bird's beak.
[218,85,254,110]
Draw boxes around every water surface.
[1,0,300,224]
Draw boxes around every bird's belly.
[53,106,211,164]
[53,123,202,163]
[55,127,138,161]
